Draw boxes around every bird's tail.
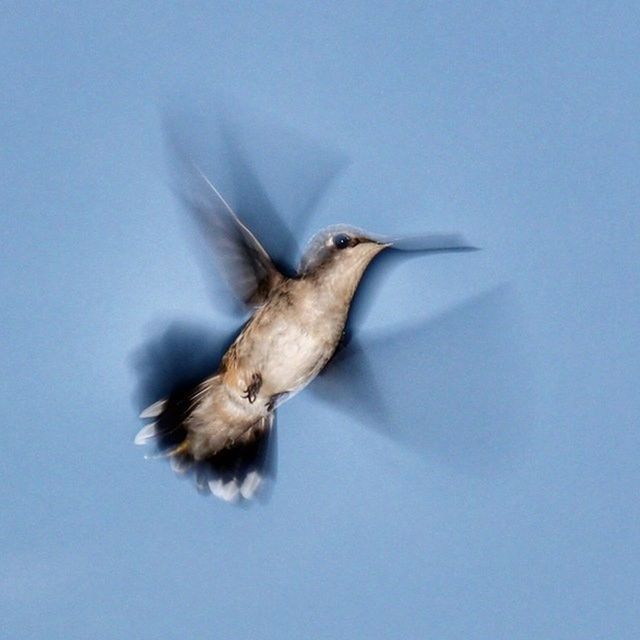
[135,385,276,502]
[132,322,276,502]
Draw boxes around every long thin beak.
[384,233,480,253]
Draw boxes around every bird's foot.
[242,372,262,404]
[266,391,288,412]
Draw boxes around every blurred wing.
[313,337,389,428]
[217,124,300,276]
[165,104,348,287]
[169,142,284,309]
[219,117,349,274]
[310,286,532,472]
[347,234,478,337]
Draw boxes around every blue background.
[2,3,638,638]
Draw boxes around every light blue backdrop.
[1,3,638,639]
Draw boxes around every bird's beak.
[382,233,479,254]
[356,235,392,250]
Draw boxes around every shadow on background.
[132,320,235,414]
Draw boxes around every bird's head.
[299,224,479,301]
[298,225,390,295]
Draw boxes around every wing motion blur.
[345,233,479,338]
[311,286,531,472]
[164,105,349,313]
[135,105,527,501]
[174,161,284,308]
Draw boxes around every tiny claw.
[266,391,288,412]
[242,372,262,404]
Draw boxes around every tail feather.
[132,321,276,503]
[170,454,193,475]
[139,399,167,419]
[136,383,276,503]
[134,422,158,445]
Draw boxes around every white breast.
[258,316,330,393]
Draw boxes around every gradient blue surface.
[2,3,639,638]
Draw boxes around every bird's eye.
[333,233,351,249]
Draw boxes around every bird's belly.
[256,321,334,395]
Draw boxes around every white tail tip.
[134,422,158,445]
[240,471,262,500]
[209,479,241,503]
[170,455,192,475]
[139,399,166,419]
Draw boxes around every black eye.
[333,233,351,249]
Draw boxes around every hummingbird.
[134,117,478,502]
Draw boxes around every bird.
[133,111,480,502]
[134,161,478,503]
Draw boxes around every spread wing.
[167,129,282,307]
[176,162,284,308]
[216,114,348,273]
[164,104,348,313]
[345,233,479,335]
[310,286,532,472]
